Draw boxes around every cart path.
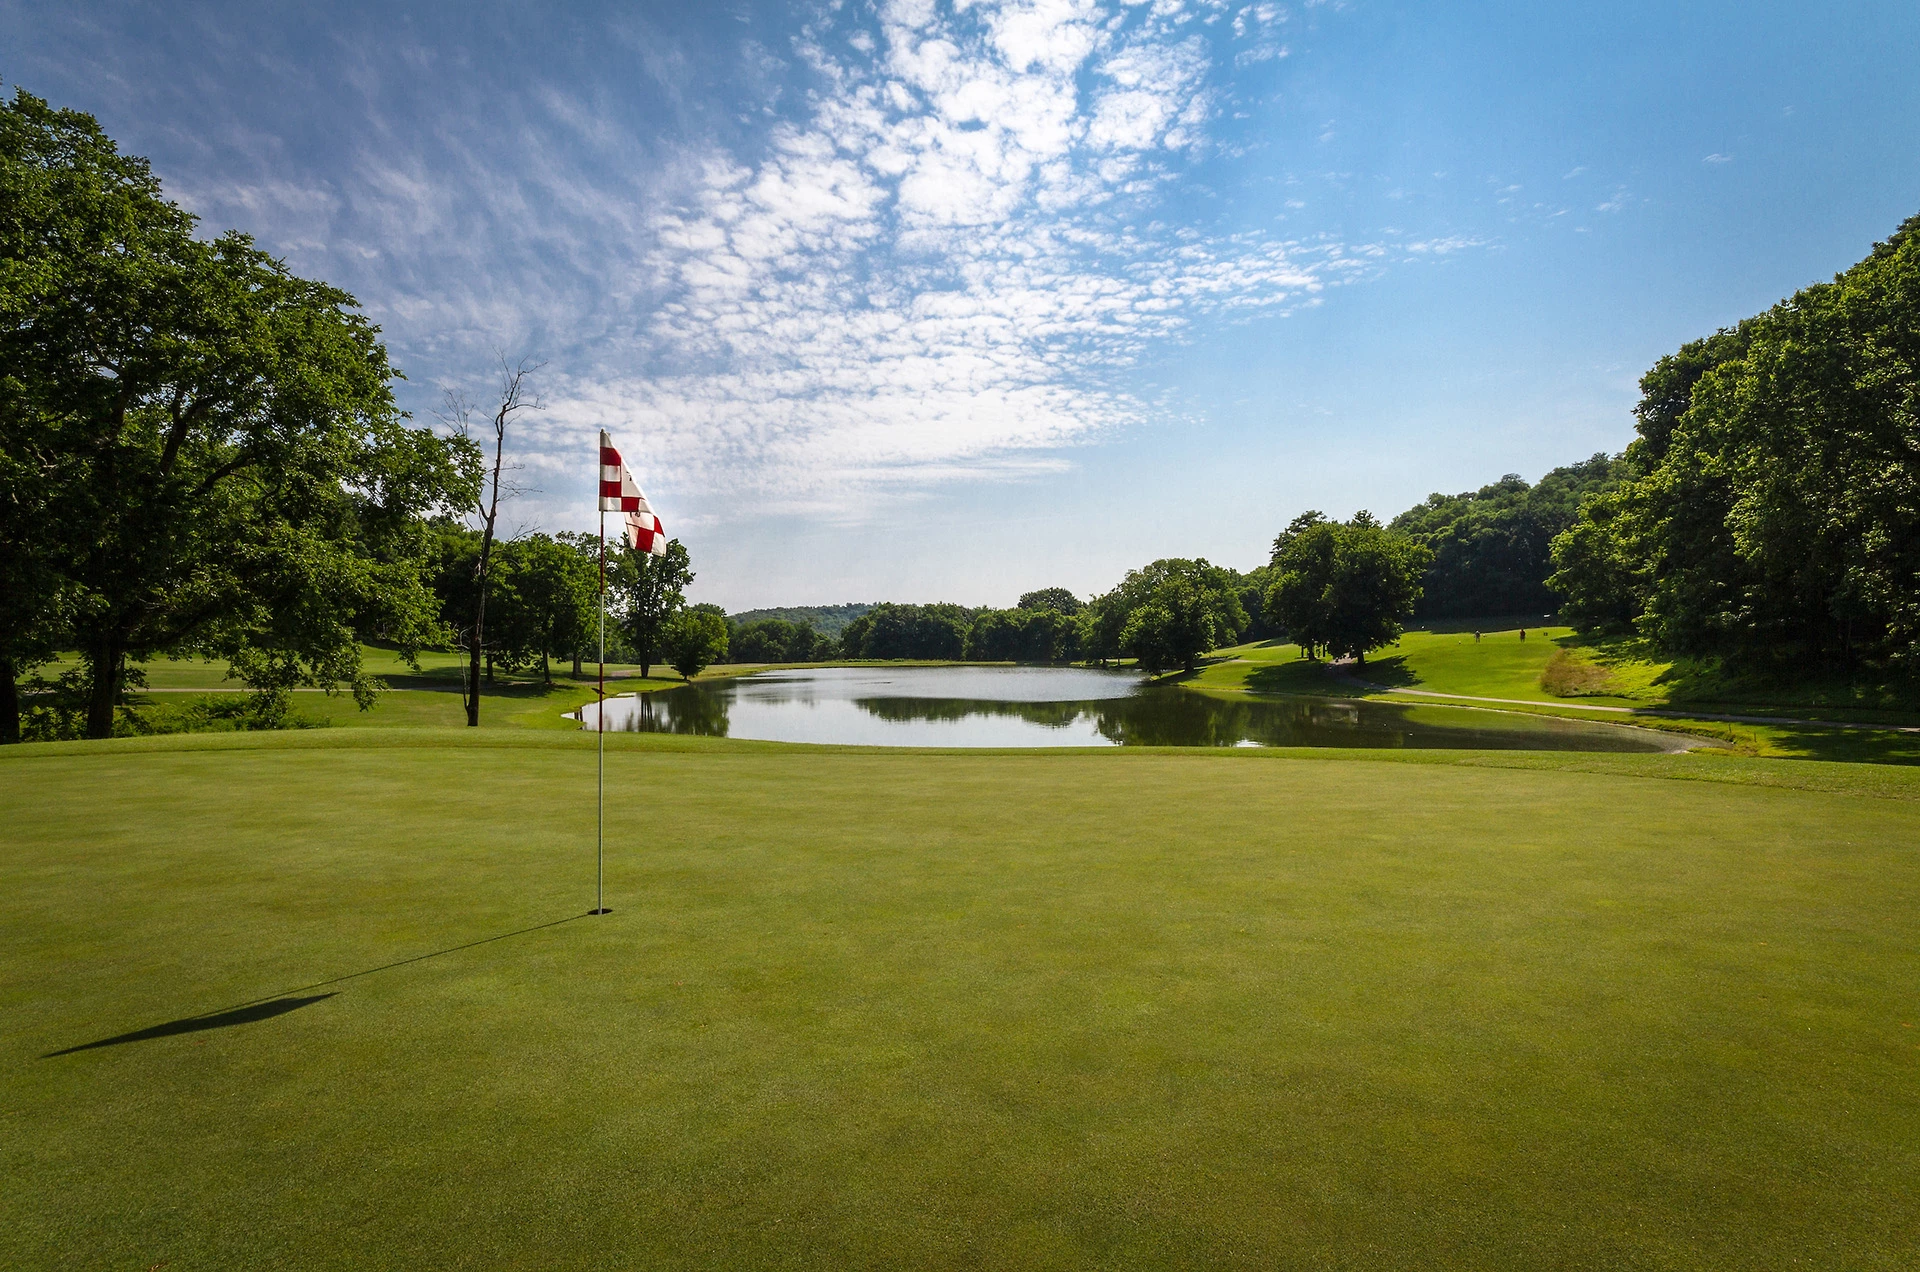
[1327,671,1920,734]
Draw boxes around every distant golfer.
[1474,630,1481,642]
[1519,629,1527,641]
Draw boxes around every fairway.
[5,733,1919,1269]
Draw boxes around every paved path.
[1331,672,1920,735]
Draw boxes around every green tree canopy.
[1267,516,1431,666]
[838,603,975,660]
[1101,558,1247,674]
[1015,587,1083,615]
[1550,213,1920,671]
[615,538,693,679]
[731,618,825,663]
[964,607,1083,663]
[491,533,597,684]
[1388,455,1626,619]
[0,87,477,739]
[663,608,728,681]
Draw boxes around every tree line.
[1548,214,1920,674]
[10,85,1911,743]
[0,86,730,742]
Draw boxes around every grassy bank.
[5,730,1919,1268]
[1193,628,1920,764]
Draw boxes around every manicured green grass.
[1201,628,1633,706]
[6,731,1920,1269]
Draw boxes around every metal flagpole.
[594,505,609,915]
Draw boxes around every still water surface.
[579,665,1680,752]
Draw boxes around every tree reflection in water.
[595,674,1677,753]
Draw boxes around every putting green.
[5,731,1918,1269]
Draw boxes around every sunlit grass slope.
[6,731,1919,1269]
[1199,629,1920,764]
[1201,627,1634,705]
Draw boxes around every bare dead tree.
[441,357,541,727]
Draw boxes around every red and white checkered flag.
[599,430,667,556]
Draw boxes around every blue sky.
[6,0,1919,609]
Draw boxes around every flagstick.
[593,506,610,916]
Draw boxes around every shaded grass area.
[5,730,1920,1269]
[28,646,691,734]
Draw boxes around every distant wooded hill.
[1389,454,1627,619]
[726,604,879,638]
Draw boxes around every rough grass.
[5,730,1920,1269]
[1540,647,1620,697]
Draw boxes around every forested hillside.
[1550,213,1920,673]
[727,604,876,638]
[1389,455,1627,619]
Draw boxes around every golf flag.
[599,430,667,556]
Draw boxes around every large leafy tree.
[663,608,729,681]
[1551,214,1920,670]
[1015,587,1083,616]
[1107,558,1247,675]
[492,533,597,684]
[1267,516,1430,666]
[1077,590,1130,666]
[0,87,476,739]
[615,538,693,678]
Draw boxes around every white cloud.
[1703,152,1732,164]
[524,1,1391,517]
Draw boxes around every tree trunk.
[85,632,124,740]
[572,649,582,678]
[0,657,17,745]
[465,627,483,727]
[542,650,551,685]
[485,648,493,683]
[1356,650,1367,668]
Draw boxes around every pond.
[577,665,1683,752]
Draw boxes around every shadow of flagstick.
[43,912,595,1058]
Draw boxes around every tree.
[0,430,69,742]
[838,603,974,659]
[1107,558,1247,674]
[731,618,822,663]
[1078,591,1130,666]
[663,608,729,681]
[1016,587,1082,616]
[1550,213,1920,671]
[616,538,692,678]
[442,360,537,724]
[1267,516,1430,666]
[492,533,596,684]
[1270,510,1328,561]
[554,530,620,675]
[0,88,477,739]
[964,607,1082,663]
